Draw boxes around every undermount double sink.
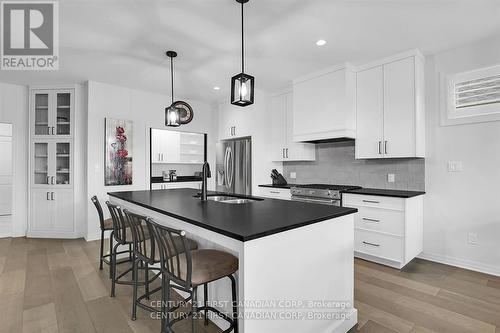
[201,195,260,204]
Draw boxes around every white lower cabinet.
[258,187,291,200]
[152,181,201,190]
[344,193,423,269]
[30,189,74,236]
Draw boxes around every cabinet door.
[355,66,384,159]
[54,141,72,187]
[151,129,162,163]
[32,91,52,137]
[285,93,315,161]
[30,189,53,231]
[54,90,73,137]
[270,94,287,161]
[52,189,74,232]
[161,131,181,163]
[32,141,51,187]
[383,57,415,158]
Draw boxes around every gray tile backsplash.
[283,141,425,191]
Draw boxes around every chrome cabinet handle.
[47,127,50,135]
[51,176,55,185]
[282,148,285,158]
[47,192,50,200]
[378,141,381,154]
[362,217,380,223]
[384,141,388,155]
[270,191,280,194]
[286,148,289,158]
[51,192,55,200]
[362,241,380,247]
[362,200,379,204]
[51,127,55,135]
[46,176,50,184]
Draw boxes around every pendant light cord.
[241,1,244,74]
[170,56,174,104]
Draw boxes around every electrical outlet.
[290,172,297,179]
[448,161,463,172]
[468,232,478,245]
[387,173,395,183]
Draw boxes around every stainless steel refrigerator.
[216,137,252,195]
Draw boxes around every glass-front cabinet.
[31,140,72,188]
[31,89,74,138]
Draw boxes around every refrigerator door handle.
[224,146,230,188]
[227,147,234,188]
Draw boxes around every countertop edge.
[108,192,358,242]
[344,188,426,198]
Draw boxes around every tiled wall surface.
[283,141,425,191]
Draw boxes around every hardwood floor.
[1,237,499,333]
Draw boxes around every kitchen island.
[108,189,358,333]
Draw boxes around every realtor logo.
[1,1,59,70]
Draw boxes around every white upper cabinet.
[355,66,384,159]
[152,129,204,164]
[270,92,315,161]
[217,103,251,140]
[292,64,356,142]
[31,89,74,138]
[355,50,425,159]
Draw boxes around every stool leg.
[131,257,139,320]
[110,242,120,297]
[229,275,238,333]
[99,230,105,270]
[108,231,114,279]
[161,274,170,333]
[145,262,150,300]
[129,243,132,261]
[203,283,208,326]
[192,286,198,333]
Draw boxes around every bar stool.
[123,210,198,321]
[106,201,137,297]
[90,195,114,270]
[149,218,239,333]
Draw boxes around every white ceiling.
[1,0,499,104]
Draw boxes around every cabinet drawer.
[354,206,404,236]
[258,187,291,200]
[343,193,404,211]
[355,229,402,262]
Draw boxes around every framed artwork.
[105,118,133,186]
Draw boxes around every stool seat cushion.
[179,249,238,286]
[103,218,114,230]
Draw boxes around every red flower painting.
[105,119,133,185]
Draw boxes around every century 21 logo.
[1,1,58,70]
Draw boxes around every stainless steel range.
[290,184,361,206]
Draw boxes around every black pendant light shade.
[231,0,254,107]
[165,51,181,127]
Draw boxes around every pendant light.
[231,0,254,107]
[165,50,180,127]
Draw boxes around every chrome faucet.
[200,161,211,201]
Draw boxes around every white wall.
[216,90,282,195]
[0,82,28,237]
[86,81,217,240]
[421,35,500,276]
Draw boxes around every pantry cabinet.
[355,50,425,159]
[28,87,77,238]
[270,92,315,161]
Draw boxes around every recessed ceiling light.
[213,86,220,90]
[316,39,327,46]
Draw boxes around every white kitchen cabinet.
[270,92,315,161]
[343,193,423,269]
[217,104,251,140]
[258,187,291,200]
[31,89,74,138]
[152,129,204,164]
[31,140,73,188]
[152,181,201,190]
[29,189,74,237]
[292,64,356,142]
[355,50,425,159]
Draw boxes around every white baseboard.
[418,252,500,277]
[85,230,112,242]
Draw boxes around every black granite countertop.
[151,176,202,184]
[108,189,357,242]
[258,184,295,189]
[345,188,425,198]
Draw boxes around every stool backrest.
[123,209,156,264]
[91,195,105,231]
[149,219,192,289]
[105,201,128,244]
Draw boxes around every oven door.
[291,196,340,206]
